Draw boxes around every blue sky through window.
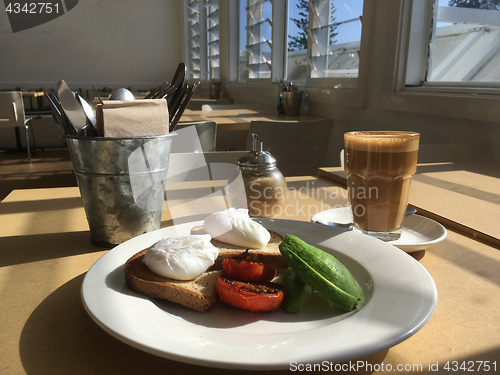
[239,1,364,55]
[287,0,363,45]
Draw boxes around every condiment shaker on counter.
[237,134,287,218]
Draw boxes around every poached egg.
[203,208,270,249]
[143,235,218,280]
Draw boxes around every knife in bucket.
[57,80,88,135]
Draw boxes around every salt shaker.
[238,134,287,218]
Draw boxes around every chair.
[171,121,217,153]
[247,119,334,176]
[0,91,36,160]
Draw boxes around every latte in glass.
[344,131,420,241]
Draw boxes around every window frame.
[383,0,500,123]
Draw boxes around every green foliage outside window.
[288,0,339,52]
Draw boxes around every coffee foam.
[344,131,419,153]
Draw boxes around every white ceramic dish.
[311,208,447,252]
[81,219,438,370]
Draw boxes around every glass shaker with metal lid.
[238,134,287,218]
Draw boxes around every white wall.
[0,0,183,89]
[0,0,183,149]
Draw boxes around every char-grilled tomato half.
[222,258,277,282]
[216,275,285,312]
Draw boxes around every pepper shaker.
[237,134,287,218]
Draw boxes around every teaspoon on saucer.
[313,207,417,229]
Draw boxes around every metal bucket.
[209,80,221,99]
[63,134,175,247]
[283,91,303,116]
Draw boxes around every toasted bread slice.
[209,231,287,270]
[125,249,221,312]
[124,229,286,312]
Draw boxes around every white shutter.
[246,0,273,78]
[207,0,220,79]
[307,0,361,78]
[184,0,220,81]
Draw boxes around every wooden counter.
[181,107,321,131]
[179,107,321,151]
[1,174,499,374]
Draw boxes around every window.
[184,0,219,81]
[383,0,500,122]
[234,0,364,83]
[286,0,309,81]
[429,1,500,84]
[242,0,274,79]
[282,0,365,94]
[406,0,500,87]
[185,0,500,122]
[285,0,363,82]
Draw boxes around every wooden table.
[1,174,499,374]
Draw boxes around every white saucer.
[311,207,447,252]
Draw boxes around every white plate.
[81,219,437,370]
[312,208,447,252]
